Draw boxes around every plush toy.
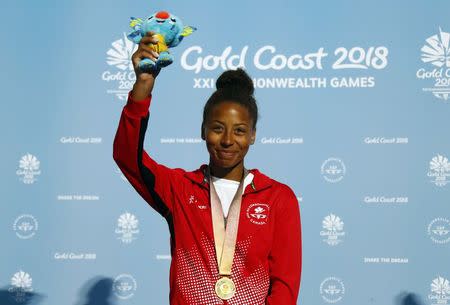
[127,11,197,73]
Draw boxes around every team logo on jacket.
[246,203,269,225]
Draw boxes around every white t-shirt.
[211,173,254,217]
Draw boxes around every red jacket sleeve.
[113,90,185,218]
[266,184,302,305]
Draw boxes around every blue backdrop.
[2,0,450,305]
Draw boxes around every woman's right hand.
[131,31,160,100]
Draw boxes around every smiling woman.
[113,36,302,304]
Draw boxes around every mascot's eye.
[170,18,176,22]
[148,16,153,20]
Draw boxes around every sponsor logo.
[16,153,41,184]
[13,214,38,239]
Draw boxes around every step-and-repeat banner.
[2,0,449,304]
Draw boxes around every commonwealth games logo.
[321,158,346,183]
[320,214,345,246]
[102,33,138,100]
[428,276,450,305]
[320,277,345,303]
[115,212,140,243]
[428,218,450,244]
[113,274,137,299]
[16,153,41,184]
[8,270,33,303]
[417,27,450,101]
[13,214,38,239]
[427,154,450,187]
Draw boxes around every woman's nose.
[220,131,233,146]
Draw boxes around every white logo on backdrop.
[321,158,346,183]
[113,274,137,299]
[428,218,450,244]
[320,214,345,246]
[115,212,139,243]
[320,277,345,303]
[417,28,450,101]
[102,33,138,100]
[16,153,41,184]
[13,214,38,239]
[181,45,388,89]
[428,276,450,305]
[427,154,450,187]
[8,270,33,303]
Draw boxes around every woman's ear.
[250,128,256,145]
[201,123,205,140]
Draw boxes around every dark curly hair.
[201,68,258,134]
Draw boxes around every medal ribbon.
[208,166,248,277]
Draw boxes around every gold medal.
[215,276,236,300]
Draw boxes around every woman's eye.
[236,128,246,134]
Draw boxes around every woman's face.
[202,101,256,169]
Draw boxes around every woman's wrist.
[131,78,154,101]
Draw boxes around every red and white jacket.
[113,91,302,305]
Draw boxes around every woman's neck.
[209,161,244,182]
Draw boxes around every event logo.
[102,33,138,100]
[321,158,346,183]
[16,153,41,184]
[417,28,450,101]
[320,214,345,246]
[13,214,38,239]
[320,277,345,303]
[428,276,450,305]
[115,212,139,243]
[8,271,33,303]
[113,274,137,299]
[427,154,450,187]
[246,203,270,225]
[428,218,450,244]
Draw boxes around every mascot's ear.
[180,26,197,37]
[127,17,143,44]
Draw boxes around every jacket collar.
[184,164,273,194]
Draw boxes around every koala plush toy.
[127,11,197,72]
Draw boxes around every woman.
[113,31,302,305]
